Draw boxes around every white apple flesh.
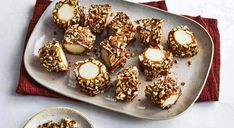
[174,30,192,45]
[145,48,164,62]
[58,4,75,21]
[79,62,100,79]
[63,44,86,54]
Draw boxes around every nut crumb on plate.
[181,81,186,86]
[188,60,192,66]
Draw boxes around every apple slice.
[58,3,75,21]
[38,40,69,72]
[145,76,182,109]
[100,36,127,71]
[63,44,86,54]
[167,25,199,57]
[52,0,85,29]
[162,94,180,108]
[63,25,96,54]
[145,47,165,62]
[74,58,111,96]
[139,45,173,81]
[174,29,192,45]
[79,62,100,80]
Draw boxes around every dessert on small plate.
[63,24,96,54]
[23,107,93,128]
[52,0,85,29]
[115,66,139,101]
[136,18,163,46]
[37,118,78,128]
[74,58,111,96]
[107,12,136,44]
[100,36,127,71]
[145,76,182,109]
[86,4,113,34]
[167,25,199,57]
[38,40,69,72]
[139,45,173,81]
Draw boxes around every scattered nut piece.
[53,31,57,35]
[188,60,192,66]
[181,81,186,86]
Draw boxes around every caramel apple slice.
[107,12,136,44]
[100,36,127,71]
[136,18,163,46]
[52,0,85,29]
[145,76,182,109]
[63,24,96,54]
[139,45,173,81]
[115,66,139,101]
[38,40,69,72]
[167,25,199,57]
[74,58,111,96]
[86,4,113,34]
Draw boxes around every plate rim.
[23,0,214,120]
[23,107,94,128]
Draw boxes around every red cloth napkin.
[16,0,220,102]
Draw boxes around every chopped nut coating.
[63,24,96,54]
[74,58,111,96]
[115,66,139,101]
[52,0,85,29]
[145,76,182,109]
[139,45,173,81]
[100,36,128,71]
[107,12,136,44]
[86,4,113,34]
[136,18,163,46]
[38,40,69,72]
[167,25,199,57]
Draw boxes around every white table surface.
[0,0,234,127]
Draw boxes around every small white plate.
[24,107,94,128]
